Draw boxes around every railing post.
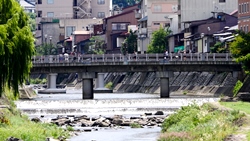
[226,53,228,61]
[206,53,208,61]
[112,54,114,62]
[190,53,192,61]
[156,54,159,61]
[197,53,200,61]
[103,54,104,62]
[92,54,94,62]
[213,53,215,61]
[146,54,148,61]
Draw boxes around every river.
[15,88,219,141]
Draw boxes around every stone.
[154,111,164,115]
[7,137,23,141]
[31,117,41,123]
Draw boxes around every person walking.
[164,50,169,63]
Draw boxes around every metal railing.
[32,53,234,64]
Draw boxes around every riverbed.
[15,89,220,141]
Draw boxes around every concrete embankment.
[102,72,238,97]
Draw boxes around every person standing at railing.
[133,51,137,60]
[164,50,169,63]
[64,52,69,62]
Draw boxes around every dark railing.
[32,53,234,64]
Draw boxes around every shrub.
[130,123,142,128]
[233,80,243,97]
[105,82,113,89]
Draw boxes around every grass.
[159,103,245,141]
[130,123,142,128]
[0,88,70,141]
[220,101,250,114]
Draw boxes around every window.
[112,23,127,30]
[47,12,54,17]
[219,0,225,3]
[37,11,42,17]
[247,25,249,32]
[153,5,162,12]
[37,0,42,4]
[97,0,105,5]
[239,4,241,14]
[97,12,105,18]
[47,0,54,4]
[38,24,41,30]
[247,3,249,12]
[66,26,75,37]
[154,23,160,26]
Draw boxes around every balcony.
[40,18,59,23]
[139,28,147,35]
[135,13,142,19]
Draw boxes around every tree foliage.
[120,30,137,55]
[35,43,57,55]
[147,26,168,53]
[88,36,105,54]
[113,0,140,8]
[0,0,35,96]
[26,12,36,31]
[210,42,227,53]
[230,31,250,74]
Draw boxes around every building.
[180,0,238,52]
[103,5,139,53]
[238,0,250,32]
[35,0,111,47]
[19,0,35,13]
[136,0,179,54]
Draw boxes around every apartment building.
[35,0,111,46]
[238,0,250,32]
[136,0,179,53]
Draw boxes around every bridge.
[31,53,242,99]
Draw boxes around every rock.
[154,111,164,115]
[144,113,152,116]
[80,119,93,127]
[7,137,23,141]
[238,92,250,101]
[52,118,71,126]
[220,96,234,102]
[31,117,41,123]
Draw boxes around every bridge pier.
[82,72,97,99]
[38,73,66,94]
[94,73,113,93]
[156,71,174,98]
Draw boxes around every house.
[19,0,35,13]
[136,0,179,54]
[183,12,238,53]
[103,5,139,54]
[238,0,250,32]
[35,0,111,47]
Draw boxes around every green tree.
[0,0,35,96]
[230,31,250,74]
[26,12,36,31]
[126,30,137,53]
[210,42,226,53]
[35,43,57,55]
[89,36,105,54]
[147,26,168,53]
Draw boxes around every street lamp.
[200,33,204,60]
[139,34,146,54]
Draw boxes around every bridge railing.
[31,53,234,64]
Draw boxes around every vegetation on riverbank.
[158,103,245,141]
[0,89,70,141]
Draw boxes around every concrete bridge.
[31,53,242,99]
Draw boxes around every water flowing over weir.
[15,91,220,141]
[15,93,219,116]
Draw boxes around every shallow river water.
[15,88,220,141]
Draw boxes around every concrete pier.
[94,73,113,93]
[82,72,97,99]
[38,73,66,94]
[156,71,174,98]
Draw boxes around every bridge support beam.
[82,72,97,99]
[156,71,174,98]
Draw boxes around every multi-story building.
[136,0,179,54]
[20,0,35,13]
[238,0,250,32]
[35,0,111,47]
